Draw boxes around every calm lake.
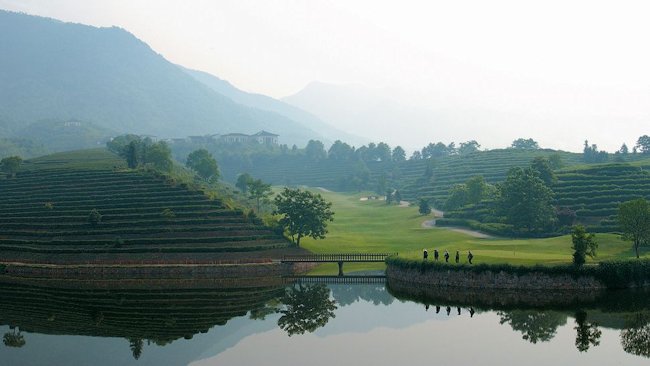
[1,277,649,366]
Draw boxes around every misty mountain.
[181,67,367,146]
[0,10,322,145]
[282,81,534,151]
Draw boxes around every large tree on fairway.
[274,188,334,246]
[618,198,650,258]
[0,155,22,177]
[571,225,597,266]
[185,149,220,181]
[498,167,555,232]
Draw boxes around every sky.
[1,0,648,151]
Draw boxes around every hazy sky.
[1,0,648,151]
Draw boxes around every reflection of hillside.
[0,276,285,345]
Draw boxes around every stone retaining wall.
[386,265,606,290]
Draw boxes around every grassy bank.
[300,190,648,273]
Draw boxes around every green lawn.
[299,190,647,274]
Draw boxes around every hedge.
[386,256,650,289]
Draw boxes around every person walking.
[444,250,450,263]
[468,250,474,264]
[455,250,460,263]
[434,249,439,261]
[423,249,428,261]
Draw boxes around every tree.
[466,175,488,204]
[3,328,25,348]
[548,153,564,170]
[574,311,601,352]
[620,143,630,155]
[418,198,431,215]
[235,173,253,194]
[185,149,220,181]
[636,135,650,154]
[248,179,272,213]
[278,284,337,336]
[510,138,539,150]
[618,198,650,258]
[145,141,173,172]
[274,188,334,246]
[88,209,102,227]
[498,310,567,344]
[530,157,556,186]
[583,140,609,163]
[410,151,422,160]
[498,167,556,232]
[376,142,392,162]
[328,140,354,161]
[305,140,327,161]
[571,225,598,266]
[0,155,22,177]
[458,140,480,155]
[445,184,469,210]
[124,140,139,168]
[392,146,406,162]
[621,314,650,358]
[128,338,144,360]
[385,189,393,204]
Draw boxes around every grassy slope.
[300,190,647,274]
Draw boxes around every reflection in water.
[278,284,337,337]
[574,310,601,352]
[3,276,650,364]
[2,327,25,348]
[497,310,567,344]
[621,314,650,358]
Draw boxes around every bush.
[160,208,176,219]
[88,209,102,227]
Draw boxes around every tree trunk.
[635,240,640,259]
[296,234,302,247]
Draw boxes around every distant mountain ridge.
[0,10,323,145]
[181,67,367,146]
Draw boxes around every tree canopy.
[510,138,539,150]
[0,155,22,177]
[277,284,337,336]
[185,149,219,181]
[571,225,597,266]
[636,135,650,154]
[274,188,334,246]
[247,178,272,213]
[618,198,650,258]
[498,167,555,232]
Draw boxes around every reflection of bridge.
[283,275,386,285]
[281,253,397,276]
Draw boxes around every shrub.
[88,209,102,227]
[44,202,54,210]
[161,208,176,219]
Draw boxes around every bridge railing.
[281,253,397,262]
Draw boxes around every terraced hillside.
[554,163,650,231]
[0,149,296,264]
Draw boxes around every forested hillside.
[0,10,321,145]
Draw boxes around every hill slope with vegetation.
[0,149,296,264]
[0,10,321,145]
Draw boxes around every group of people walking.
[423,248,473,264]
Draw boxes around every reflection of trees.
[250,299,281,320]
[3,327,26,348]
[574,311,601,352]
[128,338,143,360]
[498,310,567,344]
[278,284,337,336]
[330,284,394,307]
[621,314,650,358]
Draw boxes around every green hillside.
[554,163,650,230]
[0,10,321,145]
[0,149,296,264]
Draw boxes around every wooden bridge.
[280,253,397,276]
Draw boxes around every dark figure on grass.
[434,249,439,261]
[444,250,450,263]
[468,251,474,264]
[455,251,460,263]
[423,249,428,261]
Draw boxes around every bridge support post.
[338,261,344,277]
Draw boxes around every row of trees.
[107,135,173,172]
